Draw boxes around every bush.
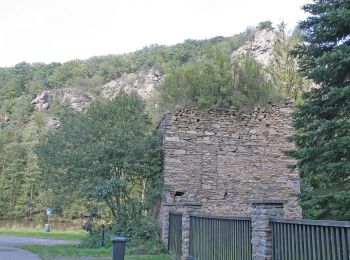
[158,52,281,111]
[80,213,164,254]
[231,54,280,110]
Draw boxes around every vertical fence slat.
[291,223,295,260]
[340,228,348,260]
[308,225,312,260]
[292,222,298,259]
[331,227,337,260]
[347,227,350,260]
[279,222,283,260]
[326,226,331,260]
[296,224,302,260]
[302,224,306,260]
[283,223,287,260]
[315,226,320,260]
[320,224,326,260]
[271,222,275,260]
[335,227,341,260]
[313,225,317,260]
[296,224,300,260]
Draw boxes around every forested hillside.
[0,22,310,226]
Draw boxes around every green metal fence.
[271,218,350,260]
[189,214,252,260]
[168,212,182,259]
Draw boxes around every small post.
[111,236,129,260]
[44,223,50,232]
[45,208,52,232]
[99,224,105,247]
[249,199,287,260]
[181,202,201,260]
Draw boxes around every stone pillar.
[161,202,175,247]
[249,199,287,260]
[181,202,201,260]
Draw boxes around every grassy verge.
[0,227,85,240]
[21,244,171,260]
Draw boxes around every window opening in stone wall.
[174,191,185,197]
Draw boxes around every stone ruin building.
[159,100,302,241]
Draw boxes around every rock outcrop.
[0,110,9,124]
[101,69,162,100]
[32,89,94,113]
[47,117,60,129]
[31,91,53,111]
[30,68,162,128]
[61,91,94,112]
[231,29,278,65]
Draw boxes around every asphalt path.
[0,245,40,260]
[0,235,78,260]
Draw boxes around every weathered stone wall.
[160,101,302,225]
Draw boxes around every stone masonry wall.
[160,100,302,226]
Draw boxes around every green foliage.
[158,52,235,109]
[81,215,163,253]
[37,92,161,220]
[158,52,280,111]
[0,121,48,219]
[289,0,350,220]
[269,29,312,101]
[232,54,279,109]
[257,21,274,30]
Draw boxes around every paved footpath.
[0,235,78,260]
[0,245,40,260]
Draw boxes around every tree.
[37,92,161,220]
[0,121,47,219]
[257,20,274,31]
[232,53,279,109]
[290,0,350,220]
[269,29,312,101]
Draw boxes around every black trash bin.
[111,236,129,260]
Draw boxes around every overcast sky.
[0,0,310,67]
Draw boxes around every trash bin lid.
[111,236,129,242]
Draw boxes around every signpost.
[45,208,52,232]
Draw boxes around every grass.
[21,244,171,260]
[0,227,85,240]
[1,227,171,259]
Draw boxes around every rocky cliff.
[30,68,163,127]
[231,29,278,65]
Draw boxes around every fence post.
[249,199,287,260]
[161,202,175,247]
[181,202,201,260]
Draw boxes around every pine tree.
[290,0,350,220]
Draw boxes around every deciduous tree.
[37,92,161,220]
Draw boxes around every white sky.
[0,0,310,67]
